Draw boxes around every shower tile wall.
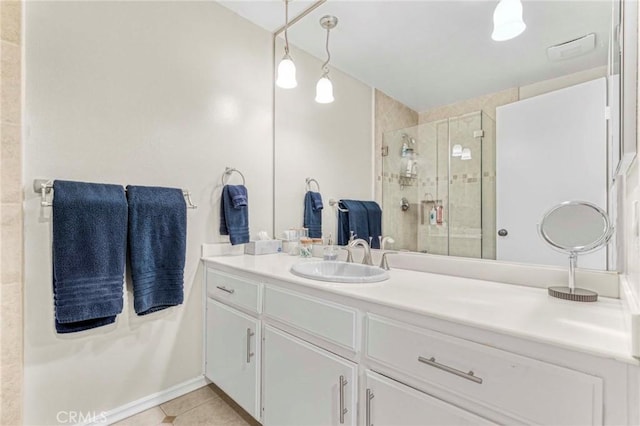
[375,90,418,250]
[382,127,420,251]
[447,112,482,258]
[0,1,23,424]
[374,90,418,204]
[416,119,449,255]
[419,88,517,259]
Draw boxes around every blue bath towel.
[337,199,383,247]
[52,180,127,333]
[220,185,250,245]
[303,191,323,238]
[362,201,382,249]
[337,200,367,245]
[127,185,186,315]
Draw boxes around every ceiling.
[219,1,613,112]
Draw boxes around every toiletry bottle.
[323,233,338,261]
[436,204,443,225]
[429,206,437,225]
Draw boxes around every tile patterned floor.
[113,384,261,426]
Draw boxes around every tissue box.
[244,240,282,255]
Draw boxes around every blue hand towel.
[52,180,127,333]
[310,191,323,211]
[220,185,250,245]
[304,191,323,238]
[227,185,248,208]
[337,200,370,246]
[127,185,186,316]
[362,201,382,249]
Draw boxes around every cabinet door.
[205,298,260,420]
[364,371,496,426]
[263,325,357,426]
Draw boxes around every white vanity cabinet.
[363,370,496,426]
[203,260,637,426]
[204,268,262,420]
[262,325,357,426]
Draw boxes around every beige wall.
[274,40,373,240]
[24,2,272,424]
[0,0,23,424]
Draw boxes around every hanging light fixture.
[315,15,338,104]
[491,0,526,41]
[276,0,297,89]
[451,144,463,157]
[461,148,472,161]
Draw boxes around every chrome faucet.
[349,238,373,266]
[380,236,395,250]
[379,251,397,270]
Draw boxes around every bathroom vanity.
[202,252,639,425]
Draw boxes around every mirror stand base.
[548,286,598,302]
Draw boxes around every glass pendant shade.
[491,0,526,41]
[315,76,334,103]
[451,144,463,157]
[276,55,297,89]
[461,148,472,161]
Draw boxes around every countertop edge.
[202,255,639,366]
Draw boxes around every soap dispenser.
[429,206,437,225]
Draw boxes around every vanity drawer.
[366,315,603,425]
[263,286,357,351]
[206,269,261,314]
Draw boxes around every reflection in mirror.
[540,203,612,252]
[271,0,624,271]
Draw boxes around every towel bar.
[329,198,349,213]
[222,167,246,186]
[305,177,321,192]
[33,178,198,209]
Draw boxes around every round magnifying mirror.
[539,201,613,302]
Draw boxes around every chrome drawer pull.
[365,388,374,426]
[418,356,483,384]
[339,375,348,424]
[216,285,235,294]
[246,328,255,363]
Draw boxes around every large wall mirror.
[258,0,631,271]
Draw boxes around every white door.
[262,325,357,426]
[496,78,607,268]
[205,298,260,420]
[364,371,496,426]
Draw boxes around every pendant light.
[461,148,472,161]
[451,144,463,157]
[491,0,526,41]
[315,15,338,104]
[276,0,297,89]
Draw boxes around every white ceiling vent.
[547,33,596,61]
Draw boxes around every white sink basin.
[290,261,389,283]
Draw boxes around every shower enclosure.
[381,111,496,259]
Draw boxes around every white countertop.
[202,253,637,365]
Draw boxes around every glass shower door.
[447,111,483,258]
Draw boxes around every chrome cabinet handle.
[339,375,348,424]
[216,285,234,294]
[418,356,483,384]
[365,388,374,426]
[246,328,255,363]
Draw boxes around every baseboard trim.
[83,375,209,426]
